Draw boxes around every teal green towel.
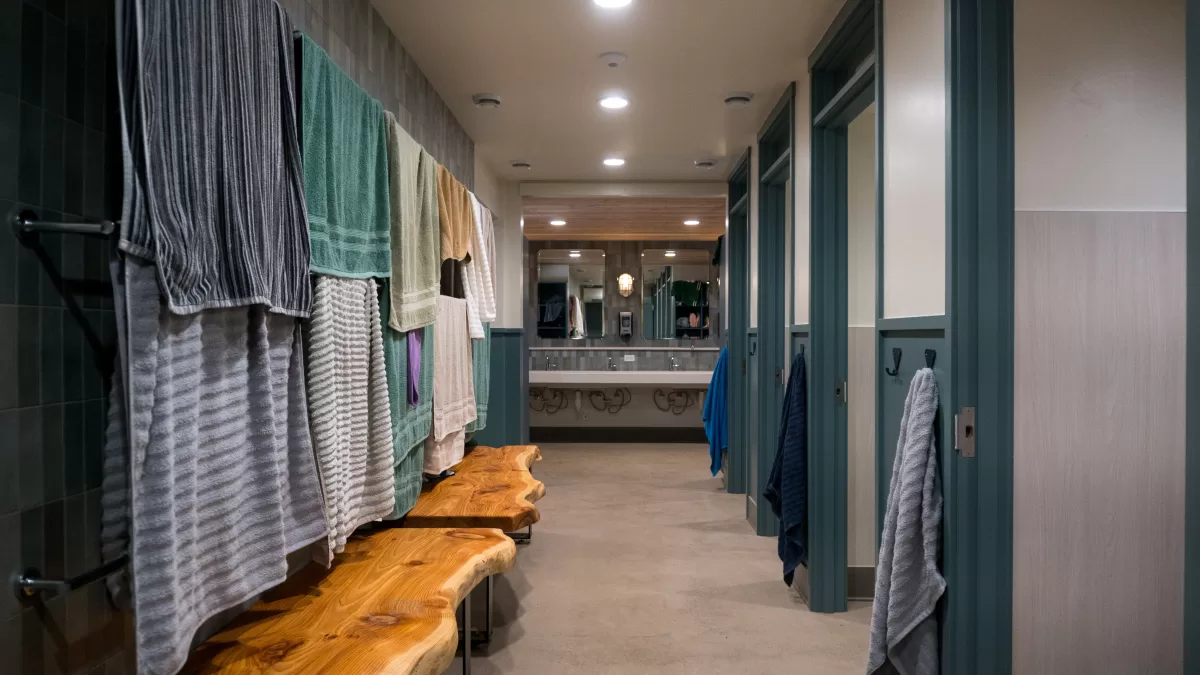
[379,283,433,519]
[301,36,391,278]
[466,323,491,434]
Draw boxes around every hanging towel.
[116,0,311,317]
[300,35,391,278]
[703,348,729,476]
[425,295,477,474]
[380,283,434,519]
[763,350,808,585]
[101,255,328,675]
[462,193,498,321]
[436,165,473,262]
[867,368,945,675]
[305,276,396,563]
[466,323,492,434]
[385,112,441,331]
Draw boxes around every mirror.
[536,249,606,339]
[641,249,713,340]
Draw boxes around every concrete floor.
[452,443,871,674]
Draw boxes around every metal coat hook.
[884,347,901,377]
[925,349,936,369]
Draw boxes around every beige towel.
[425,295,476,474]
[436,164,473,261]
[384,113,440,332]
[462,193,497,339]
[306,276,396,563]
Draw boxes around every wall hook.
[884,347,902,377]
[925,349,936,369]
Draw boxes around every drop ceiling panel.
[523,196,726,240]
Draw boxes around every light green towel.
[301,36,391,278]
[466,323,491,434]
[385,112,441,331]
[379,283,434,519]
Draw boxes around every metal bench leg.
[469,574,494,647]
[507,524,532,546]
[460,590,472,675]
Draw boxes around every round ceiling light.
[594,0,632,7]
[510,160,532,170]
[603,158,626,167]
[599,95,629,109]
[569,251,582,258]
[724,92,754,107]
[550,219,567,226]
[694,159,717,170]
[683,219,700,226]
[472,93,502,108]
[665,251,677,258]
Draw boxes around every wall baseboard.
[530,426,707,443]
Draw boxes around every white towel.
[867,367,945,675]
[101,256,328,675]
[306,276,396,564]
[425,295,476,474]
[461,194,497,339]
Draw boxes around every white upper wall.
[882,0,946,319]
[1014,0,1185,212]
[793,71,812,326]
[475,156,525,328]
[848,103,877,328]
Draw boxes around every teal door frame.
[945,0,1014,671]
[726,148,752,495]
[807,0,877,615]
[750,86,795,536]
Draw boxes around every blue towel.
[703,348,729,476]
[763,350,807,585]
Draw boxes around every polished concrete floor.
[452,443,871,674]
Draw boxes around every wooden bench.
[182,528,514,675]
[403,445,545,540]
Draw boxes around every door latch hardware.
[834,379,847,405]
[955,407,976,457]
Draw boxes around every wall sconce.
[617,273,635,297]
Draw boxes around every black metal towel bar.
[11,210,118,238]
[13,556,128,601]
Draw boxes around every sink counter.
[528,370,713,387]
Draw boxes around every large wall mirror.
[641,249,713,341]
[536,249,606,339]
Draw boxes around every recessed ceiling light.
[684,219,700,226]
[694,160,717,170]
[594,0,632,7]
[724,92,754,107]
[472,93,502,108]
[510,160,532,170]
[550,219,567,226]
[665,251,677,257]
[569,251,582,258]
[599,95,629,109]
[603,158,626,167]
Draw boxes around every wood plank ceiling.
[522,196,726,241]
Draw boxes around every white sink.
[529,370,713,387]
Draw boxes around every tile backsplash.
[530,349,719,372]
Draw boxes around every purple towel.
[407,330,423,406]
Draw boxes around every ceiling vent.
[510,160,532,170]
[694,160,717,170]
[599,52,628,68]
[472,93,502,109]
[724,92,754,107]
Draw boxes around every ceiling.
[537,249,608,265]
[373,0,841,182]
[522,196,726,240]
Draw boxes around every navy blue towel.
[703,348,729,476]
[763,350,807,585]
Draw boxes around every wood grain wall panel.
[523,197,726,240]
[1013,211,1186,675]
[847,326,876,568]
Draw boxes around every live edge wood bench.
[181,528,514,675]
[402,445,545,541]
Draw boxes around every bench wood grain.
[182,527,515,675]
[403,445,545,532]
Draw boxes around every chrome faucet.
[608,357,618,371]
[669,356,679,371]
[545,356,557,371]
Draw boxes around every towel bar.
[10,209,118,238]
[13,555,128,602]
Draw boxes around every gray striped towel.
[867,367,945,675]
[101,255,328,675]
[425,295,476,474]
[305,276,397,563]
[116,0,312,317]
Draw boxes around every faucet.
[669,356,679,371]
[545,356,557,371]
[608,357,618,371]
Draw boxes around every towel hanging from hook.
[924,349,936,369]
